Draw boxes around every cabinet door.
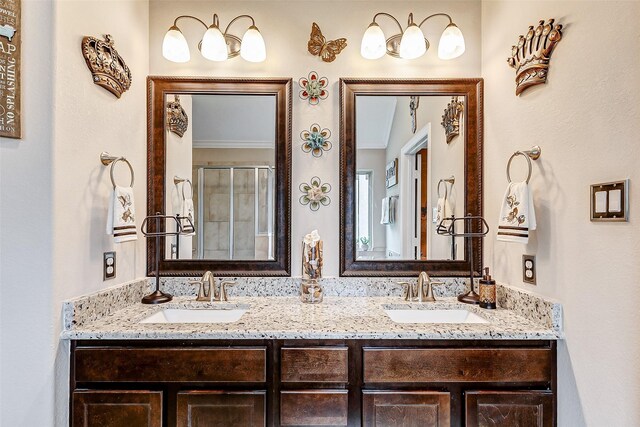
[465,391,553,427]
[362,391,451,427]
[72,390,162,427]
[176,391,265,427]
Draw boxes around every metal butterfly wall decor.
[307,22,347,62]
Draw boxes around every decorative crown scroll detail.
[441,96,464,144]
[166,95,188,138]
[507,19,563,96]
[81,34,132,98]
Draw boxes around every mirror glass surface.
[340,78,483,277]
[148,77,291,277]
[165,93,276,261]
[355,95,465,261]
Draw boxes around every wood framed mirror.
[147,77,292,276]
[340,78,483,277]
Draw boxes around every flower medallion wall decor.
[299,176,331,211]
[299,72,328,105]
[301,123,332,157]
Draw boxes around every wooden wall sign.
[0,0,21,139]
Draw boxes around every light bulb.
[240,26,266,62]
[162,26,190,63]
[438,23,465,60]
[399,23,426,59]
[360,22,386,59]
[201,25,228,61]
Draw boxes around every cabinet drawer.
[280,390,348,426]
[72,390,162,427]
[177,391,266,427]
[363,391,450,426]
[363,348,552,383]
[75,347,266,383]
[466,391,553,427]
[281,347,348,383]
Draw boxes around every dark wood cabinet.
[465,391,554,427]
[176,391,266,427]
[70,339,556,426]
[362,391,451,427]
[72,390,162,427]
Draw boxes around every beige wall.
[149,0,483,274]
[482,1,640,424]
[1,0,150,425]
[0,1,54,425]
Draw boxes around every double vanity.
[62,77,561,426]
[63,278,561,426]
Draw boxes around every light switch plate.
[590,179,629,221]
[104,251,116,280]
[523,254,536,285]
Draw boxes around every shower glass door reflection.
[196,166,274,260]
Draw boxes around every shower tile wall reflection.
[165,93,276,261]
[195,166,274,260]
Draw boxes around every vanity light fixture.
[162,13,266,63]
[360,12,465,60]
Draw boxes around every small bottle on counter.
[479,267,496,309]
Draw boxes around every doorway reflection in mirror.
[355,95,465,261]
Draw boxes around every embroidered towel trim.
[106,186,137,243]
[497,181,536,244]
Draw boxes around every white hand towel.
[497,181,536,244]
[435,196,453,224]
[106,186,137,243]
[181,198,195,235]
[380,197,390,225]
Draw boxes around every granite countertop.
[61,295,560,341]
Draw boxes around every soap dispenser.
[479,267,496,309]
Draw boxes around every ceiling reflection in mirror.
[165,93,276,261]
[355,95,465,261]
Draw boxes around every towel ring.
[174,176,193,200]
[437,176,455,198]
[506,146,541,184]
[181,179,193,200]
[100,152,134,188]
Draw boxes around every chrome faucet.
[397,272,444,302]
[191,272,236,302]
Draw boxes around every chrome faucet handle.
[219,280,235,302]
[191,279,212,302]
[395,282,413,301]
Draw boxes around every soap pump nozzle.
[483,267,492,282]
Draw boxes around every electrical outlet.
[171,244,178,259]
[104,251,116,280]
[523,254,536,285]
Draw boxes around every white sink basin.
[139,308,247,324]
[384,309,488,324]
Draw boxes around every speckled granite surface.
[61,277,562,341]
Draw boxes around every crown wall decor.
[166,95,188,137]
[507,19,563,96]
[441,96,464,144]
[81,34,132,98]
